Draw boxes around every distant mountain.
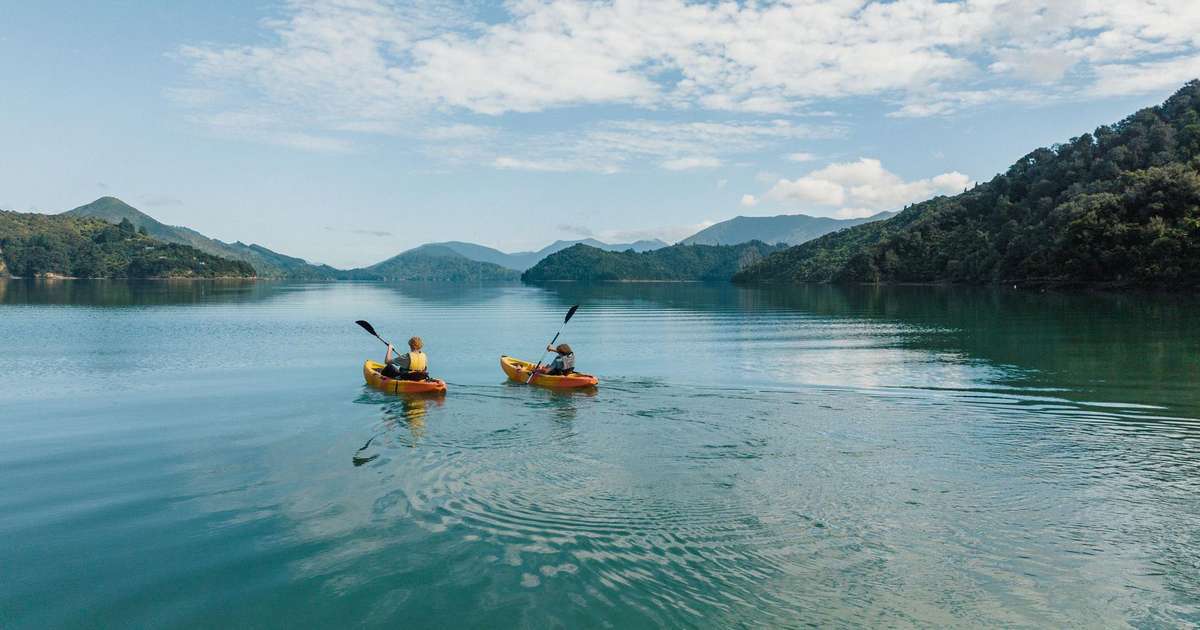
[342,245,520,281]
[63,197,337,279]
[0,210,255,278]
[680,212,895,246]
[429,238,668,270]
[734,81,1200,286]
[522,241,787,283]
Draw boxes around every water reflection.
[0,278,283,306]
[535,282,1200,417]
[501,381,597,422]
[367,281,520,306]
[353,391,445,464]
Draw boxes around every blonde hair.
[556,343,572,354]
[408,336,424,350]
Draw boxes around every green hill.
[680,212,894,246]
[522,241,787,282]
[342,245,520,281]
[0,211,255,278]
[428,238,668,270]
[64,197,337,279]
[735,81,1200,287]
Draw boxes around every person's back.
[547,343,575,375]
[383,336,429,381]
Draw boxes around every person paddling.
[383,336,429,381]
[538,343,575,376]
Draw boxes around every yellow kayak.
[500,355,599,389]
[363,360,447,394]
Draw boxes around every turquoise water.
[2,280,1198,627]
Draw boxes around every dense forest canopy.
[522,242,787,282]
[0,211,256,278]
[735,81,1200,286]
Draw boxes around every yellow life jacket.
[407,351,427,372]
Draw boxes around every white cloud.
[481,119,831,174]
[493,156,611,174]
[661,156,721,171]
[1091,54,1200,97]
[173,0,1200,152]
[887,88,1046,119]
[419,124,497,140]
[785,152,817,162]
[770,177,845,207]
[740,194,759,207]
[766,158,971,215]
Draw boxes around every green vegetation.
[522,242,787,282]
[342,245,520,281]
[0,211,256,278]
[735,81,1200,286]
[65,197,338,279]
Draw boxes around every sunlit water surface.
[2,280,1198,628]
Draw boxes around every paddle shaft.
[526,329,564,383]
[368,332,395,351]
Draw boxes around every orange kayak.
[363,360,447,394]
[500,355,599,389]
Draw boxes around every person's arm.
[385,344,395,364]
[546,344,556,353]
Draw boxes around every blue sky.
[2,1,1198,268]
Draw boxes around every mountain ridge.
[734,81,1200,287]
[680,212,895,246]
[64,197,338,279]
[341,246,519,281]
[428,238,668,270]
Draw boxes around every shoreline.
[2,274,259,281]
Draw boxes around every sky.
[2,1,1199,268]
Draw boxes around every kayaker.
[383,336,429,381]
[540,343,575,376]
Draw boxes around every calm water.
[2,280,1198,628]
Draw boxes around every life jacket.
[407,351,427,372]
[552,352,575,374]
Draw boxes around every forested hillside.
[0,211,256,278]
[66,197,338,278]
[735,81,1200,286]
[341,245,520,281]
[522,242,786,282]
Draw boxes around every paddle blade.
[563,305,579,324]
[355,320,379,337]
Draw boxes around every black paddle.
[356,320,395,353]
[526,305,579,383]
